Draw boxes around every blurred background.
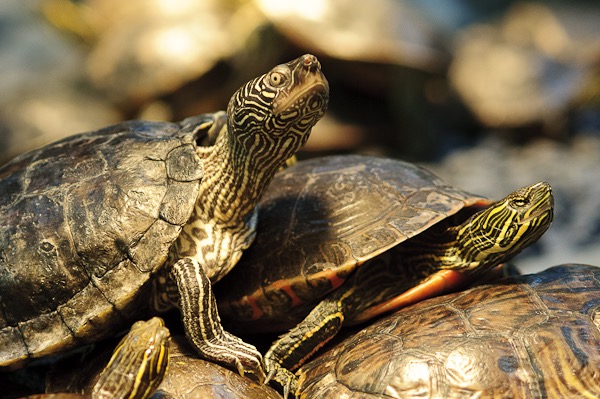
[1,0,599,273]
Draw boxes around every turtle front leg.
[170,257,265,382]
[264,294,347,396]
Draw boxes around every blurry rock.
[302,113,368,153]
[449,2,600,130]
[0,84,120,165]
[43,0,268,105]
[0,0,80,103]
[502,2,600,65]
[0,0,120,165]
[255,0,449,72]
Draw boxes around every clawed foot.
[170,257,266,382]
[202,335,266,383]
[264,359,299,399]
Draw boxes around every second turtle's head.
[457,181,554,271]
[227,54,329,164]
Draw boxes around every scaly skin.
[161,55,329,381]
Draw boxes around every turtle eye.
[511,198,528,207]
[41,241,55,252]
[269,72,287,87]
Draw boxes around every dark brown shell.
[151,336,283,399]
[0,117,209,368]
[218,155,486,323]
[297,264,600,398]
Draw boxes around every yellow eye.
[269,72,287,87]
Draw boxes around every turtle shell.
[297,263,600,398]
[0,115,211,369]
[217,154,489,327]
[150,336,283,399]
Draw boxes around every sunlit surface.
[153,0,199,17]
[146,27,199,62]
[256,0,445,70]
[258,0,328,21]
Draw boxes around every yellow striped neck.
[170,124,289,282]
[195,126,281,226]
[398,216,504,275]
[443,212,511,273]
[411,229,483,273]
[449,203,529,273]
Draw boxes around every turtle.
[23,316,170,399]
[216,154,554,393]
[0,54,329,382]
[296,263,600,398]
[46,333,284,399]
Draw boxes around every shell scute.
[165,145,204,182]
[159,180,200,227]
[57,281,112,337]
[0,326,27,364]
[19,310,75,360]
[0,192,85,323]
[459,284,550,332]
[129,219,182,273]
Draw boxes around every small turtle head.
[457,181,553,271]
[92,317,170,399]
[227,54,329,164]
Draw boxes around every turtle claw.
[283,378,294,399]
[264,361,299,399]
[231,351,266,383]
[231,354,266,383]
[194,334,266,383]
[278,370,299,399]
[264,367,276,385]
[234,357,245,378]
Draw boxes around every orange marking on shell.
[246,295,264,320]
[265,279,301,304]
[352,270,471,324]
[238,268,353,321]
[327,272,347,291]
[281,285,303,307]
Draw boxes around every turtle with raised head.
[217,154,553,394]
[0,54,329,382]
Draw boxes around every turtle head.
[92,317,170,399]
[226,54,329,166]
[456,181,553,272]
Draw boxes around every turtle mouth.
[518,203,553,225]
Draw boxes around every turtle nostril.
[302,54,319,70]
